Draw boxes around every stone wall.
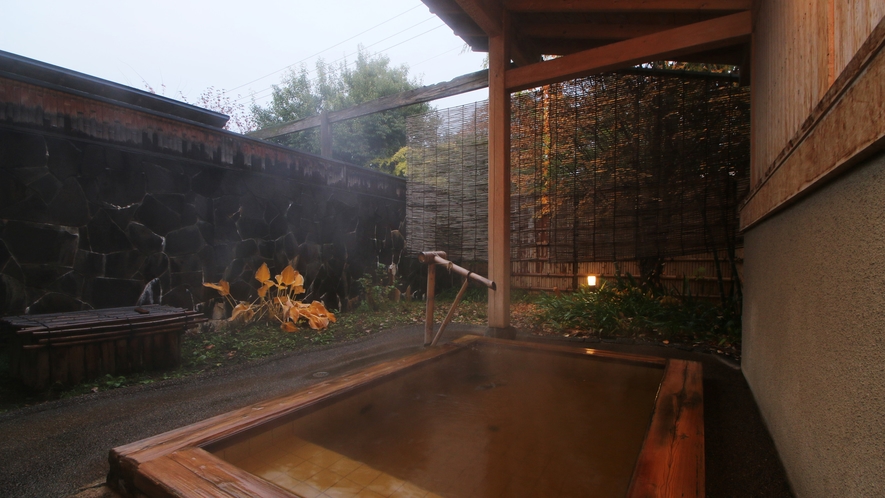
[0,68,405,316]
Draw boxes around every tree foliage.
[142,82,256,134]
[251,47,429,169]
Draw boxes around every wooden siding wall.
[835,1,885,76]
[749,1,885,223]
[751,0,830,187]
[512,250,742,300]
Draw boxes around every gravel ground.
[0,325,792,497]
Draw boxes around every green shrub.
[537,275,740,344]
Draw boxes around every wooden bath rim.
[108,336,704,497]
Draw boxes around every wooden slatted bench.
[1,305,205,389]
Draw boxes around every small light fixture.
[586,275,597,287]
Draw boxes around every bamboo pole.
[418,251,496,290]
[430,277,470,346]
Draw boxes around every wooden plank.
[153,333,167,369]
[834,0,885,77]
[136,455,239,498]
[750,0,830,187]
[473,336,668,365]
[741,17,885,230]
[142,335,153,371]
[248,70,489,139]
[169,332,181,367]
[627,359,705,498]
[520,22,681,40]
[167,448,294,498]
[102,340,116,375]
[84,343,101,380]
[68,345,85,385]
[487,19,512,329]
[506,11,751,91]
[9,336,21,381]
[116,338,129,374]
[504,0,751,12]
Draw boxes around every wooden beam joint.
[505,11,752,91]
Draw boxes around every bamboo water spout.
[418,251,495,346]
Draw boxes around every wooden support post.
[487,17,512,333]
[424,263,436,346]
[320,110,332,158]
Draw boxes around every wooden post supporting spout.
[424,263,436,346]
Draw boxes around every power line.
[239,19,443,102]
[411,45,461,68]
[228,4,422,92]
[239,22,447,103]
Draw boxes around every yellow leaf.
[254,263,271,283]
[277,265,296,286]
[230,302,253,322]
[293,271,304,287]
[289,306,301,322]
[307,315,328,330]
[257,281,274,298]
[281,322,297,333]
[308,301,334,321]
[203,280,230,296]
[308,315,330,330]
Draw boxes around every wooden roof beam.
[504,0,752,13]
[454,0,504,36]
[521,22,684,40]
[449,0,540,64]
[505,11,751,91]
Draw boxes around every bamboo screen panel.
[406,71,750,265]
[406,101,489,262]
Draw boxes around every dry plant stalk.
[204,263,335,332]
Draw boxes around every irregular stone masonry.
[0,68,406,316]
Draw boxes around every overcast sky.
[0,0,488,122]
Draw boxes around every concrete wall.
[742,151,885,497]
